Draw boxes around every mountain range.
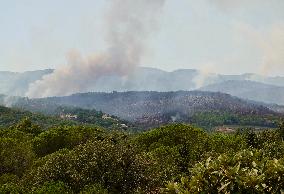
[1,67,284,105]
[200,80,284,105]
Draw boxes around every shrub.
[163,149,284,193]
[135,124,210,179]
[32,126,103,157]
[79,183,108,194]
[25,139,160,193]
[0,183,24,194]
[0,137,34,176]
[33,181,73,194]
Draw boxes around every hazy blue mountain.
[200,80,284,105]
[90,67,198,92]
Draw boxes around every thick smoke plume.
[27,0,165,98]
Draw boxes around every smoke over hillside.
[26,0,165,98]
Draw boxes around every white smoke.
[193,63,218,88]
[0,95,20,107]
[27,0,165,98]
[235,22,284,76]
[208,0,282,11]
[207,0,284,77]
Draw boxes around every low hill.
[15,91,281,129]
[0,104,130,130]
[51,106,132,130]
[0,105,72,128]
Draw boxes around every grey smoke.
[27,0,165,98]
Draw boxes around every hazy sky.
[1,0,284,75]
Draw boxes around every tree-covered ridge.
[0,105,74,129]
[0,120,284,193]
[4,91,283,130]
[0,105,133,131]
[190,111,279,129]
[53,106,133,131]
[37,91,277,119]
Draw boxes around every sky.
[0,0,284,76]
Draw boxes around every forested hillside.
[0,105,132,131]
[52,106,133,131]
[0,105,73,128]
[13,91,282,129]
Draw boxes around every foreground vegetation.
[0,117,284,193]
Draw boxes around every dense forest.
[0,105,284,193]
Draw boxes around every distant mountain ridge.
[1,67,284,105]
[200,80,284,105]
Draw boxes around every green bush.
[25,139,160,193]
[207,133,246,156]
[14,117,43,136]
[0,137,34,176]
[257,129,284,158]
[32,126,103,157]
[0,183,24,194]
[163,149,284,193]
[79,183,108,194]
[135,124,210,177]
[0,174,19,185]
[33,181,73,194]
